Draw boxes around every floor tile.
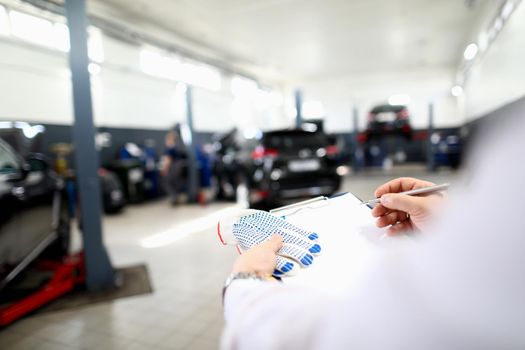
[157,331,195,350]
[184,337,219,350]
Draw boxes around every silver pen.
[361,183,450,206]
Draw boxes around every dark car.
[242,129,342,206]
[366,104,412,139]
[0,139,70,290]
[431,131,462,169]
[212,128,344,207]
[99,167,126,213]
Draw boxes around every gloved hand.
[218,209,321,276]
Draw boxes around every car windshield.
[369,105,407,122]
[370,105,405,114]
[263,131,327,150]
[0,141,20,174]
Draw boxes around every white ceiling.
[89,0,485,85]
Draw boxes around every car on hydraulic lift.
[365,104,413,140]
[0,136,70,292]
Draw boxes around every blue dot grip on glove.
[217,209,321,275]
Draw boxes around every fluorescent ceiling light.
[302,100,326,118]
[451,85,463,97]
[463,43,478,61]
[53,23,70,52]
[140,48,221,91]
[231,76,283,113]
[140,48,179,79]
[487,27,496,41]
[501,1,514,20]
[88,27,104,63]
[2,8,69,52]
[478,31,488,52]
[0,5,9,35]
[231,75,257,97]
[255,89,284,108]
[269,91,284,107]
[179,61,221,91]
[88,63,101,75]
[10,10,54,46]
[388,94,411,106]
[493,17,503,32]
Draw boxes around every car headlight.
[270,169,282,180]
[111,190,123,201]
[336,166,349,176]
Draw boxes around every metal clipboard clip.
[270,196,330,218]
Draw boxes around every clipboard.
[270,192,374,218]
[271,192,391,296]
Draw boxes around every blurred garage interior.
[1,0,524,349]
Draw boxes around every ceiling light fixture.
[451,85,463,97]
[501,1,514,20]
[302,101,326,118]
[493,17,503,32]
[463,43,478,60]
[0,5,10,35]
[478,31,488,52]
[88,63,101,75]
[388,94,411,106]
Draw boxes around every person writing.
[221,118,525,349]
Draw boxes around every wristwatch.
[222,272,276,304]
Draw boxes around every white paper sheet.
[280,193,391,296]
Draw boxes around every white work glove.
[218,209,321,276]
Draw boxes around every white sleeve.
[222,279,336,350]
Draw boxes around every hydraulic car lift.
[0,253,85,327]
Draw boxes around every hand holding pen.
[369,178,449,235]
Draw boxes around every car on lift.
[0,138,70,291]
[362,104,413,167]
[365,104,412,139]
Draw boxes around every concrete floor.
[0,166,458,350]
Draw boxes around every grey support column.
[352,106,360,172]
[427,102,435,171]
[185,86,198,203]
[294,89,303,128]
[65,0,115,291]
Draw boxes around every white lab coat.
[222,116,525,350]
